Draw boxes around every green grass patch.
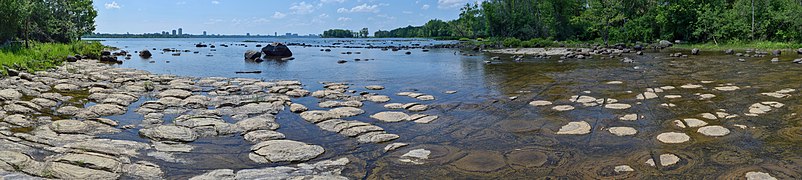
[0,41,106,75]
[673,41,802,51]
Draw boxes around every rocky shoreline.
[0,59,441,179]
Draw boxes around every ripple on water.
[711,150,754,165]
[496,120,540,133]
[777,127,802,142]
[451,151,507,173]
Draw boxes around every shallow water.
[88,38,802,179]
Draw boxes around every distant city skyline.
[92,0,467,35]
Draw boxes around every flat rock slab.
[139,125,199,142]
[451,151,506,172]
[399,149,430,164]
[697,126,730,137]
[249,140,324,163]
[370,112,409,122]
[656,132,691,143]
[556,121,591,135]
[608,127,637,136]
[529,100,552,107]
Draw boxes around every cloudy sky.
[94,0,472,35]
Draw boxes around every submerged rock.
[551,105,575,111]
[697,125,730,137]
[399,149,430,164]
[556,121,591,135]
[608,127,637,136]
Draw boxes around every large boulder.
[100,50,111,56]
[244,50,262,60]
[797,48,802,54]
[261,43,293,58]
[658,40,673,48]
[633,44,643,51]
[691,48,700,55]
[66,56,78,62]
[100,55,120,63]
[139,50,152,58]
[772,50,782,56]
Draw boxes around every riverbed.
[1,38,801,179]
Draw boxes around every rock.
[384,143,408,152]
[244,130,285,143]
[249,140,324,163]
[329,107,365,118]
[139,125,199,142]
[66,56,78,62]
[101,50,111,56]
[356,132,399,143]
[444,90,457,94]
[745,172,777,180]
[551,105,574,111]
[365,85,384,90]
[529,100,552,107]
[158,89,192,99]
[636,92,658,100]
[697,126,730,137]
[139,50,152,58]
[55,153,123,172]
[235,116,279,132]
[0,89,22,101]
[414,115,438,124]
[49,120,89,134]
[190,169,235,180]
[416,95,435,101]
[261,43,293,58]
[299,110,336,123]
[556,121,591,135]
[691,48,700,55]
[772,50,781,56]
[370,112,409,122]
[244,50,262,60]
[608,127,637,136]
[633,44,643,51]
[604,103,631,110]
[771,57,779,62]
[725,49,734,54]
[658,40,673,48]
[54,83,80,91]
[399,149,430,164]
[645,154,680,167]
[47,162,120,179]
[367,95,390,103]
[656,132,691,143]
[289,103,308,113]
[337,60,347,64]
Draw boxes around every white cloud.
[438,0,468,9]
[338,3,379,13]
[320,0,345,3]
[350,4,379,13]
[319,13,330,18]
[337,17,352,21]
[421,4,430,10]
[104,1,120,9]
[272,12,287,19]
[290,2,315,14]
[402,11,413,14]
[211,1,220,4]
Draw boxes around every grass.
[0,41,106,75]
[671,41,802,51]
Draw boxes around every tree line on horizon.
[333,0,802,45]
[0,0,97,45]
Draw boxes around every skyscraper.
[178,28,182,35]
[172,30,176,35]
[203,31,207,36]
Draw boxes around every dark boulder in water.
[261,43,293,57]
[244,50,262,60]
[139,50,152,58]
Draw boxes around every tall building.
[178,28,182,35]
[274,32,277,37]
[203,31,207,36]
[246,33,250,36]
[172,30,176,35]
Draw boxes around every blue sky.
[93,0,472,35]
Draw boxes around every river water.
[87,38,802,179]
